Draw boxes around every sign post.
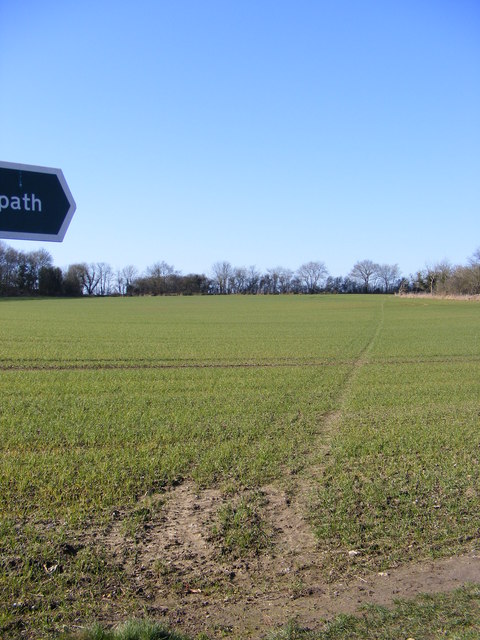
[0,161,76,242]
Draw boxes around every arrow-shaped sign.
[0,161,76,242]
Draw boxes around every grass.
[62,619,192,639]
[212,490,271,557]
[0,295,377,367]
[309,298,480,575]
[0,365,346,521]
[0,294,479,638]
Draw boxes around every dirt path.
[101,481,480,638]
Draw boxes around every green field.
[1,295,479,639]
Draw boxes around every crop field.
[1,295,479,639]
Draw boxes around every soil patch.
[97,481,480,638]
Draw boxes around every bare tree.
[114,270,125,296]
[266,268,281,294]
[277,267,293,294]
[121,264,138,295]
[146,261,177,294]
[211,261,233,294]
[97,262,113,296]
[264,267,293,294]
[447,265,480,295]
[469,247,480,267]
[467,248,480,293]
[376,263,401,293]
[424,261,452,294]
[245,266,260,294]
[349,259,380,292]
[230,266,248,294]
[82,263,101,295]
[296,261,328,293]
[431,251,480,296]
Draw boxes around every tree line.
[0,240,478,297]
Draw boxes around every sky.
[1,0,479,279]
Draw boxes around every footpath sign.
[0,161,76,242]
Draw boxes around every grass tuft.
[213,491,271,558]
[62,619,191,640]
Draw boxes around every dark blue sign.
[0,161,76,241]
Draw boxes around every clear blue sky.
[1,0,479,278]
